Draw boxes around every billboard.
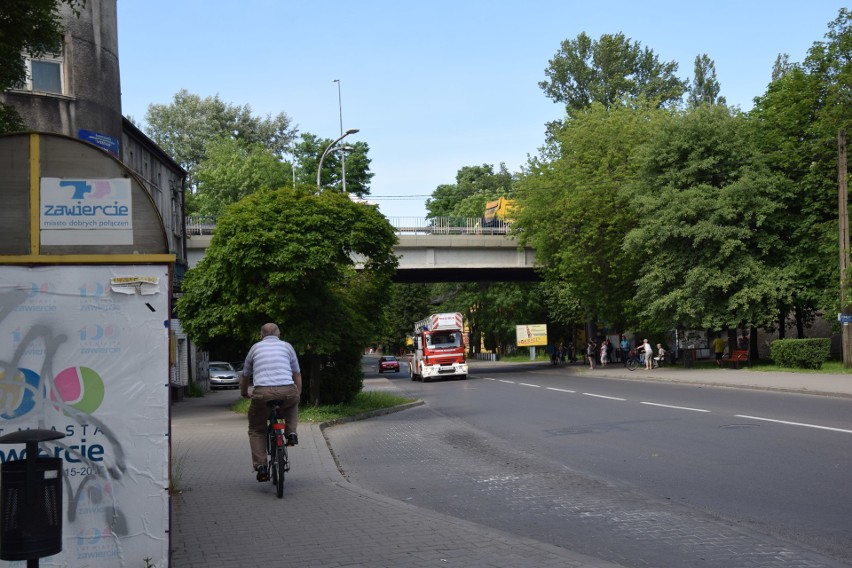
[40,178,133,246]
[0,265,169,567]
[516,324,548,347]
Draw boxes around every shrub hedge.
[769,338,831,370]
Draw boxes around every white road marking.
[478,380,851,437]
[640,402,710,413]
[582,393,626,401]
[735,415,852,434]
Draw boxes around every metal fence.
[186,216,511,236]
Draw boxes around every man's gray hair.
[260,323,280,338]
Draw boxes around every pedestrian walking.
[713,333,726,366]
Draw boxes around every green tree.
[377,284,435,354]
[191,137,294,216]
[771,54,794,81]
[294,132,373,196]
[143,89,296,190]
[687,54,725,108]
[539,32,687,119]
[515,102,666,328]
[176,185,398,404]
[0,0,84,131]
[749,8,852,335]
[624,105,789,332]
[425,164,514,218]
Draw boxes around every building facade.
[0,0,202,390]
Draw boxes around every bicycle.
[625,350,643,371]
[264,400,290,498]
[627,350,664,370]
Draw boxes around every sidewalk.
[169,363,850,567]
[169,390,624,568]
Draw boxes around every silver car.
[208,361,240,390]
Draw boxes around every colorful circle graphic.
[52,366,105,414]
[0,368,41,419]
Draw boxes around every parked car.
[208,361,240,389]
[378,355,400,373]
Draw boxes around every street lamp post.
[332,79,348,192]
[316,128,359,191]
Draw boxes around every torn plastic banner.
[110,276,160,295]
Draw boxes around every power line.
[368,195,432,200]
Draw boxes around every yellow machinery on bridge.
[483,197,516,227]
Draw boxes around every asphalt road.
[324,359,852,568]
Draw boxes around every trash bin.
[0,429,65,563]
[1,457,63,560]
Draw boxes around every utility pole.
[839,129,851,367]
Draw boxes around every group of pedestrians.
[548,342,577,365]
[585,337,617,369]
[583,335,668,371]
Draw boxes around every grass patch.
[186,381,205,398]
[170,443,188,494]
[675,359,852,374]
[745,360,852,374]
[231,390,416,422]
[500,352,550,363]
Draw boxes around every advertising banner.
[516,324,548,347]
[0,265,169,567]
[40,178,133,246]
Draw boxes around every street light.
[316,128,359,191]
[332,79,348,192]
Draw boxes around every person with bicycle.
[241,323,302,482]
[640,338,653,370]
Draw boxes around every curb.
[319,400,425,481]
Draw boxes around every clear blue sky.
[117,1,846,220]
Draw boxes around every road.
[324,358,852,568]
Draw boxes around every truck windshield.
[427,332,460,349]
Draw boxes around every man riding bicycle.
[241,323,302,482]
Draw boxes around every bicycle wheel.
[274,446,286,498]
[626,358,637,371]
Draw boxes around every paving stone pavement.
[170,361,852,567]
[169,390,624,568]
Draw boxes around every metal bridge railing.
[185,216,511,236]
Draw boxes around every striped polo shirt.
[243,336,301,387]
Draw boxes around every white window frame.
[17,51,65,95]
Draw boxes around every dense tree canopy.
[191,138,293,216]
[539,32,687,118]
[515,102,666,328]
[687,54,725,108]
[749,8,852,332]
[176,185,398,403]
[425,164,514,218]
[143,89,296,190]
[624,105,790,331]
[293,132,373,196]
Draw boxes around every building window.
[18,52,64,95]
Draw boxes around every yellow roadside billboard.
[516,324,548,347]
